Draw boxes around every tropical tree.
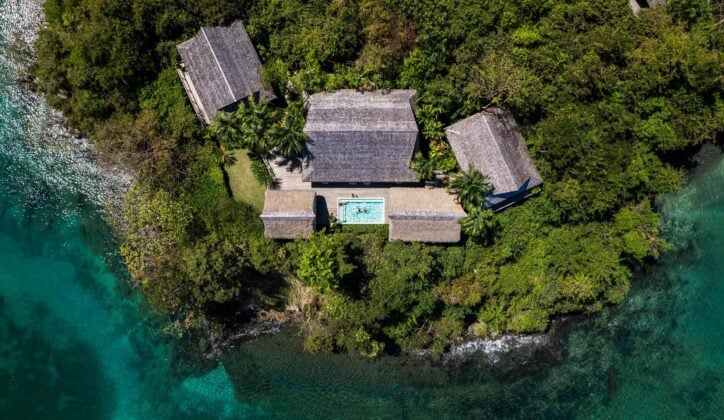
[459,207,497,242]
[297,232,355,294]
[216,143,237,167]
[271,104,307,158]
[449,164,490,210]
[274,126,306,158]
[233,97,276,157]
[410,151,435,181]
[251,159,277,188]
[209,111,240,148]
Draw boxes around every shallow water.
[0,2,252,418]
[1,1,723,418]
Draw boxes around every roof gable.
[304,90,418,133]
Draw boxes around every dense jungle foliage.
[34,0,723,357]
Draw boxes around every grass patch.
[338,224,389,236]
[226,150,266,211]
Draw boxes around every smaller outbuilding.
[176,21,275,124]
[388,188,466,243]
[445,107,543,210]
[260,190,317,239]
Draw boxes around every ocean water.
[0,1,257,418]
[1,1,723,418]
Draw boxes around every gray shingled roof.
[302,90,419,183]
[388,188,466,220]
[445,107,542,199]
[177,21,273,123]
[388,188,465,243]
[260,190,317,239]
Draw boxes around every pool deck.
[268,155,393,225]
[264,156,466,242]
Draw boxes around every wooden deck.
[267,155,312,190]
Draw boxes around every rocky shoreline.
[14,0,720,371]
[2,0,134,220]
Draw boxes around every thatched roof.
[388,188,465,243]
[260,190,316,239]
[177,21,274,123]
[302,90,419,183]
[445,108,542,207]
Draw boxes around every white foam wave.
[443,334,546,364]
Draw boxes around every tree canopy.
[34,0,723,357]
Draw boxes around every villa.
[445,108,543,211]
[175,25,542,242]
[176,21,274,124]
[261,96,544,241]
[262,89,466,242]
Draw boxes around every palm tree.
[251,158,277,188]
[209,112,240,148]
[233,97,274,156]
[410,152,435,181]
[449,164,490,210]
[272,104,307,158]
[217,143,237,167]
[460,207,497,240]
[273,126,306,158]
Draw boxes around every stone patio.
[268,155,395,225]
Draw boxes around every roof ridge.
[480,113,516,185]
[303,128,419,133]
[200,27,236,101]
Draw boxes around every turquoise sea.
[1,1,722,418]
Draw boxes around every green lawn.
[226,150,266,211]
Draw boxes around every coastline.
[1,0,134,221]
[6,31,709,367]
[13,0,723,364]
[3,1,724,417]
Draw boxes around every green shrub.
[296,233,355,294]
[507,309,549,333]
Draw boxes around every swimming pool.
[337,198,385,224]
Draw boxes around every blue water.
[1,1,723,418]
[0,3,256,418]
[338,198,385,224]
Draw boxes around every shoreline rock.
[203,309,302,360]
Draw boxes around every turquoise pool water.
[337,198,385,224]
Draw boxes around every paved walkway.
[267,155,311,190]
